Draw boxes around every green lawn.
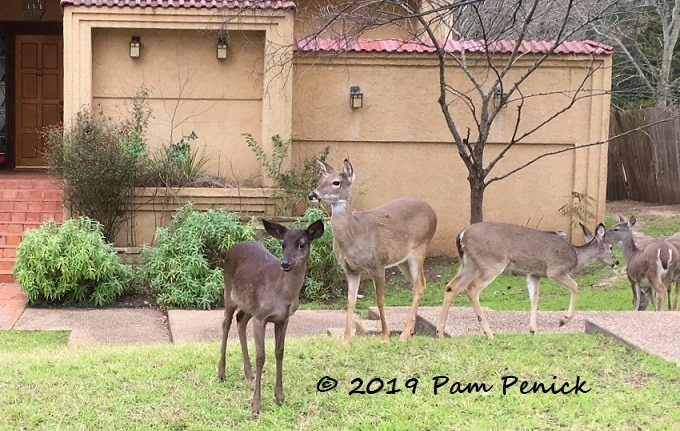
[1,331,679,430]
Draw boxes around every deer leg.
[673,279,679,311]
[436,264,475,338]
[399,254,427,342]
[218,304,237,382]
[632,283,644,311]
[251,318,267,415]
[372,271,390,343]
[236,310,254,381]
[273,319,289,406]
[651,279,666,312]
[526,275,541,334]
[343,271,361,348]
[549,273,578,326]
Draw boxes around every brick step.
[0,178,62,191]
[0,245,16,259]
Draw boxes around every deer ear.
[579,222,594,241]
[343,159,355,184]
[306,219,325,241]
[618,215,625,223]
[595,223,606,239]
[316,159,334,177]
[262,219,288,240]
[628,215,637,227]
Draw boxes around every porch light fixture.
[493,85,506,108]
[22,0,45,21]
[350,86,363,109]
[216,37,229,60]
[129,36,141,58]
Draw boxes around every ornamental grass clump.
[13,217,134,306]
[140,204,254,309]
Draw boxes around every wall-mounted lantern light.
[493,85,506,108]
[22,0,45,21]
[129,36,141,58]
[350,86,363,109]
[216,36,229,60]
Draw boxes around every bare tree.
[301,0,617,223]
[586,0,680,108]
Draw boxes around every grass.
[341,247,632,316]
[1,330,679,430]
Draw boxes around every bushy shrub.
[264,207,344,302]
[13,217,134,306]
[140,204,254,309]
[43,110,147,242]
[244,133,330,216]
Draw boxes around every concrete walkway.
[5,290,680,366]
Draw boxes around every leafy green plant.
[244,133,330,216]
[141,131,210,188]
[264,207,344,302]
[13,217,134,306]
[140,204,254,309]
[558,191,596,227]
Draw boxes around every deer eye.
[298,242,306,250]
[332,180,341,186]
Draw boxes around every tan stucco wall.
[62,5,294,186]
[292,53,612,255]
[59,5,612,255]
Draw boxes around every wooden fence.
[607,107,680,204]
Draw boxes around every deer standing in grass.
[436,222,617,338]
[217,219,324,414]
[308,159,437,347]
[606,215,678,311]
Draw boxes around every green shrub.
[43,109,147,242]
[13,217,133,306]
[140,204,254,309]
[244,133,330,216]
[264,207,344,302]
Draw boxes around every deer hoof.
[217,375,225,383]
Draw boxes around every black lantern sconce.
[22,0,46,21]
[350,86,363,109]
[216,36,229,60]
[129,36,141,58]
[493,85,506,108]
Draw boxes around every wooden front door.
[14,35,62,168]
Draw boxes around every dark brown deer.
[308,159,437,347]
[217,219,324,414]
[436,222,617,338]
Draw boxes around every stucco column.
[260,12,295,186]
[61,9,93,127]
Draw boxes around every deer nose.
[281,260,292,272]
[308,191,318,201]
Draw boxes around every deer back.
[459,222,579,276]
[626,239,678,285]
[333,198,437,268]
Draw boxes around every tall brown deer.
[436,222,617,338]
[308,159,437,347]
[606,215,678,311]
[217,219,324,414]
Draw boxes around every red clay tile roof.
[60,0,296,9]
[295,38,613,56]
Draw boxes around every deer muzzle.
[307,191,319,202]
[280,260,293,272]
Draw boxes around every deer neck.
[279,264,308,299]
[618,234,641,263]
[574,241,601,269]
[328,197,359,242]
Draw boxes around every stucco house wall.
[56,1,611,255]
